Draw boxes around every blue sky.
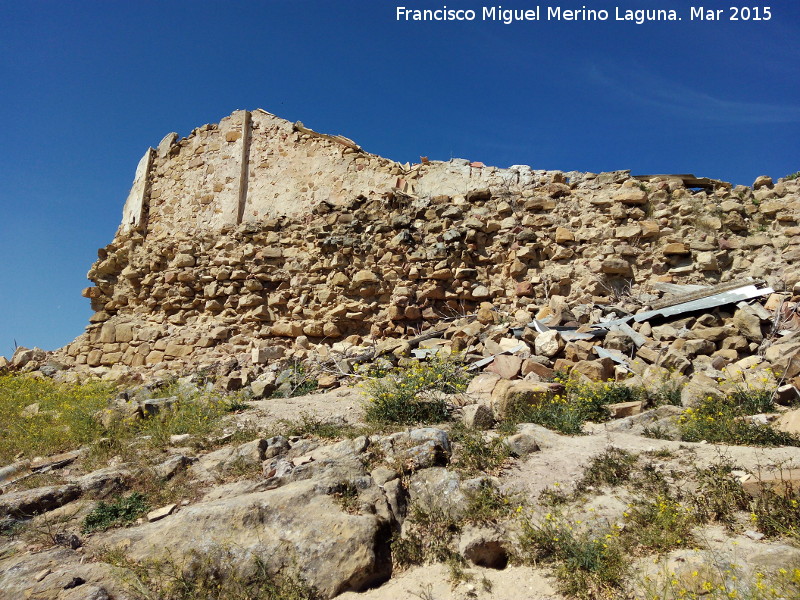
[1,1,798,355]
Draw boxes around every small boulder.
[461,404,495,430]
[534,331,564,358]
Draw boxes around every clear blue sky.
[1,1,798,356]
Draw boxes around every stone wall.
[124,109,544,238]
[58,109,800,379]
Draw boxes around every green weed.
[503,376,642,435]
[576,448,638,492]
[272,363,318,398]
[278,412,360,439]
[623,493,695,552]
[462,480,517,525]
[0,375,114,462]
[99,546,319,600]
[679,395,800,447]
[392,504,460,568]
[449,423,511,476]
[329,481,360,514]
[82,492,149,533]
[516,512,627,599]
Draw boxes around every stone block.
[466,373,501,404]
[607,400,644,419]
[461,404,495,430]
[521,359,554,380]
[99,323,116,343]
[742,469,800,498]
[147,503,177,522]
[485,354,523,379]
[490,380,561,420]
[252,346,285,364]
[613,189,648,204]
[662,242,690,256]
[571,358,614,382]
[774,408,800,436]
[534,331,564,357]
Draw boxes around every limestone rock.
[503,432,539,456]
[485,354,523,379]
[0,484,81,518]
[534,330,564,358]
[97,477,392,597]
[753,175,773,189]
[461,404,495,430]
[733,307,764,342]
[465,373,501,404]
[490,380,560,420]
[662,242,690,256]
[613,189,648,204]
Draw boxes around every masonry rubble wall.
[129,109,544,238]
[51,109,800,379]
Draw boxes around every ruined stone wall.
[122,110,548,239]
[62,110,800,379]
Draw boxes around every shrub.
[329,481,360,514]
[786,171,800,181]
[503,376,643,435]
[748,468,800,540]
[516,513,627,598]
[100,546,319,600]
[505,395,587,435]
[623,493,695,552]
[647,376,683,406]
[127,393,247,449]
[730,387,775,415]
[272,363,318,398]
[363,355,468,425]
[391,503,460,568]
[641,563,800,600]
[679,395,800,447]
[462,480,517,524]
[569,379,642,420]
[82,492,149,533]
[691,460,750,528]
[278,412,359,439]
[576,448,638,492]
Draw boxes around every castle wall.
[120,109,552,238]
[69,109,800,378]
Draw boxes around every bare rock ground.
[4,383,800,600]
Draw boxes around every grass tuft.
[82,492,149,533]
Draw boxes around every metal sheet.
[591,285,773,330]
[560,330,597,342]
[633,285,773,322]
[530,319,551,333]
[649,279,765,311]
[467,343,528,371]
[609,321,647,348]
[594,346,631,368]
